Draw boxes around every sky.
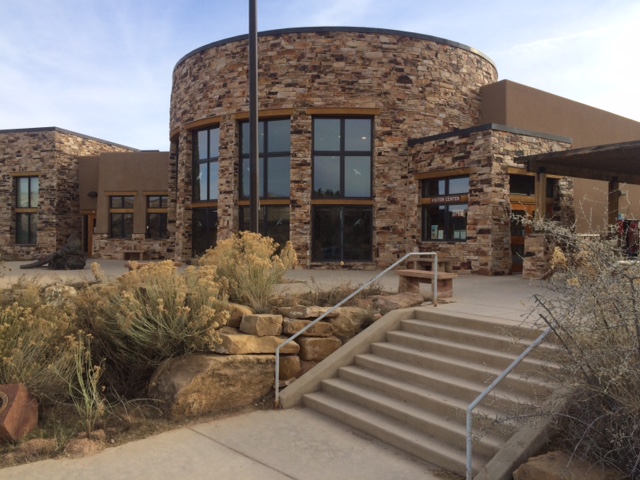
[1,0,639,151]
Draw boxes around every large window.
[239,205,290,248]
[509,174,557,198]
[110,195,134,239]
[313,118,372,198]
[240,119,290,199]
[16,176,39,244]
[192,208,217,256]
[147,195,168,239]
[312,207,372,262]
[421,176,469,242]
[311,118,373,262]
[194,127,220,202]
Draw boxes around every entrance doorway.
[83,214,96,256]
[510,205,534,273]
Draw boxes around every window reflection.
[312,206,372,262]
[312,118,372,199]
[240,119,290,199]
[193,126,220,202]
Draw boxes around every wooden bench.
[406,256,455,273]
[123,250,146,261]
[394,269,457,299]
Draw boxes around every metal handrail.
[275,251,439,408]
[465,326,552,480]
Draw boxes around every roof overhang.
[516,140,640,185]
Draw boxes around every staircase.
[286,308,560,479]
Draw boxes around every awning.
[515,139,640,185]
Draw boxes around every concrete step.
[325,371,511,456]
[413,309,555,343]
[386,330,550,375]
[400,318,561,363]
[370,341,553,400]
[353,352,537,412]
[303,390,487,477]
[295,309,560,479]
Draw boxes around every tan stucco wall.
[87,151,171,260]
[481,80,640,232]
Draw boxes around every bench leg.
[398,276,420,294]
[437,278,453,298]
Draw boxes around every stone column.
[289,111,312,266]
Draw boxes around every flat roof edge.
[174,26,496,71]
[0,126,138,151]
[408,123,573,147]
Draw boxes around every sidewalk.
[0,261,546,480]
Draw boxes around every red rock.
[0,384,38,443]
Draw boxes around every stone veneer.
[0,128,133,260]
[169,27,498,266]
[409,125,572,274]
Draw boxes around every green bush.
[200,232,297,313]
[75,261,229,398]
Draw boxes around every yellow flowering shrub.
[75,261,228,397]
[0,302,76,404]
[200,232,297,312]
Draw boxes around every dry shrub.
[0,302,76,404]
[528,218,640,477]
[295,278,388,307]
[74,261,229,397]
[200,232,297,313]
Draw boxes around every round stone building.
[169,27,571,273]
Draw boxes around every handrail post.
[465,327,552,480]
[274,251,439,408]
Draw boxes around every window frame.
[239,204,290,247]
[193,126,220,203]
[146,194,168,239]
[15,176,39,245]
[312,117,373,199]
[420,176,469,243]
[192,206,218,256]
[311,205,373,263]
[240,118,291,200]
[109,194,135,239]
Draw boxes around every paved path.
[0,260,547,479]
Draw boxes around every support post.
[534,167,547,220]
[608,176,620,227]
[249,0,260,232]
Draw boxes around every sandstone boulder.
[513,450,622,480]
[278,355,302,380]
[215,327,299,355]
[282,319,333,337]
[240,314,283,336]
[329,307,369,340]
[43,285,77,306]
[370,292,424,312]
[148,354,275,419]
[227,303,254,328]
[298,337,342,362]
[278,305,338,320]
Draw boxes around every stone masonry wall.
[409,127,572,274]
[170,28,498,265]
[0,129,132,260]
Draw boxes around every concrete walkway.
[0,261,547,480]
